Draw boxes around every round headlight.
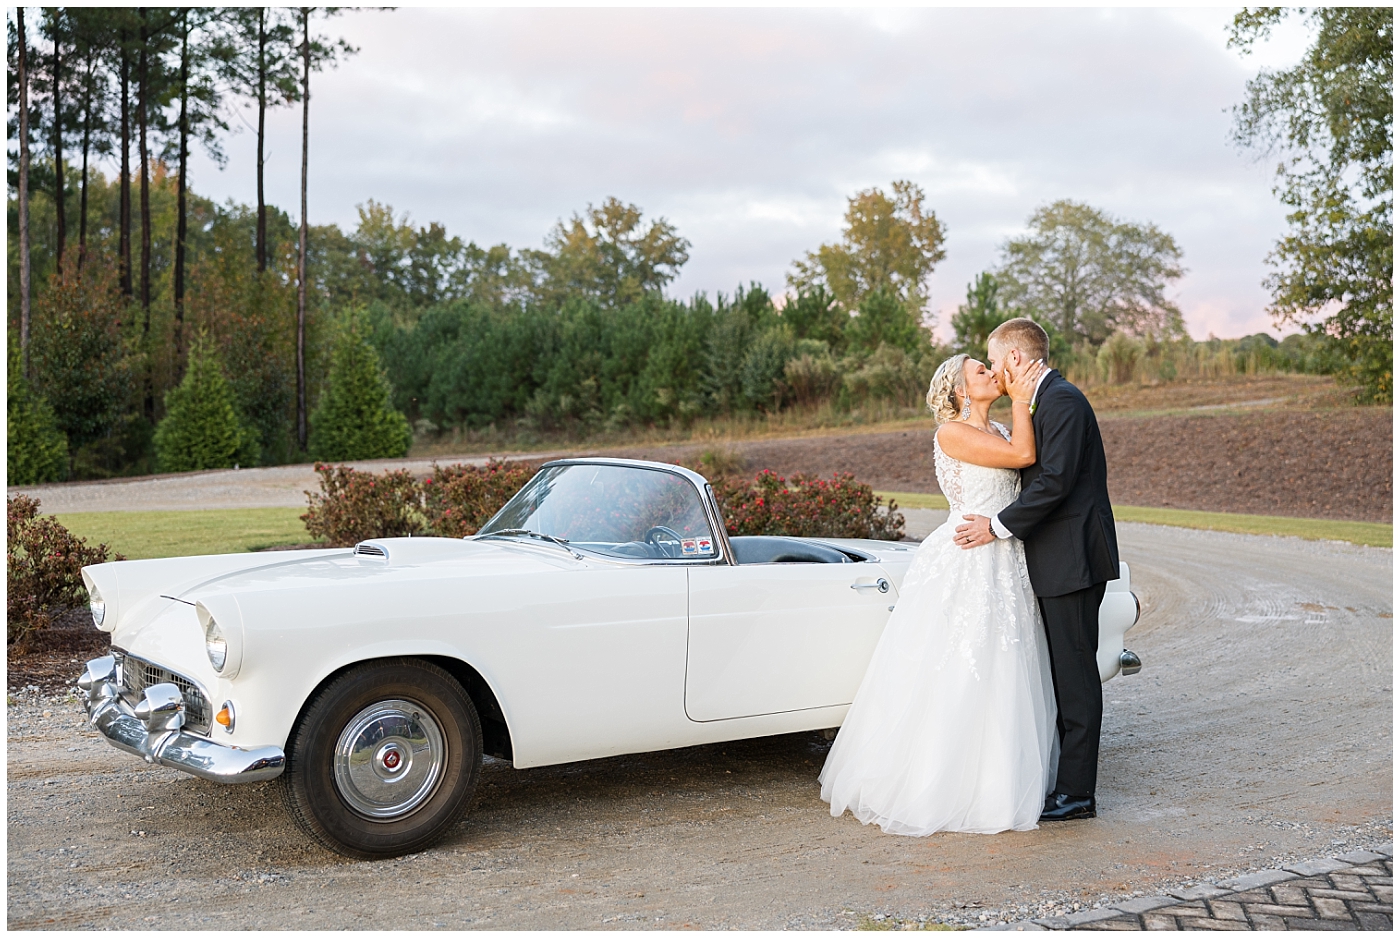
[204,616,228,672]
[89,588,106,629]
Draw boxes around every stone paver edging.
[983,844,1393,931]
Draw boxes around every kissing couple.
[820,317,1120,834]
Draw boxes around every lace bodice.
[933,421,1022,516]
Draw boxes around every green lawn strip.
[875,491,949,511]
[875,492,1389,547]
[56,508,317,560]
[1110,506,1391,548]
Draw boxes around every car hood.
[83,536,580,641]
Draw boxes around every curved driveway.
[6,523,1392,929]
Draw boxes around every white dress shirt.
[991,367,1053,539]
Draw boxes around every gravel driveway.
[7,524,1391,930]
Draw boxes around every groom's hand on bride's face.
[955,514,995,549]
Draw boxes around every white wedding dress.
[819,422,1058,835]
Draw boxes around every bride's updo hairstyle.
[926,353,970,425]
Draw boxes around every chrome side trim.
[80,659,284,784]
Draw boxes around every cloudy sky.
[187,6,1313,341]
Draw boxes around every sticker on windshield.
[697,537,714,555]
[681,539,698,555]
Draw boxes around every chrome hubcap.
[333,699,446,820]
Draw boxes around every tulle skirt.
[819,518,1058,835]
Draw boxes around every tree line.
[7,7,1388,486]
[7,6,357,457]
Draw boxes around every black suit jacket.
[996,370,1119,598]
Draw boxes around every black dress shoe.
[1039,793,1096,822]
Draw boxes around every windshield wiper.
[479,528,582,559]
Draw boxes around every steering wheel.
[644,525,685,559]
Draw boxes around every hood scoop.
[353,542,389,562]
[348,537,489,567]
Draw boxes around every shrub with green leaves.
[153,341,260,473]
[7,495,121,645]
[7,344,69,485]
[783,344,843,407]
[310,317,413,461]
[842,343,933,408]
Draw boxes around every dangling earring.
[960,395,971,420]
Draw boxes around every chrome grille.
[115,651,212,735]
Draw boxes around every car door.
[684,562,897,722]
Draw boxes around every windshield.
[477,464,718,561]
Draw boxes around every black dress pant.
[1038,582,1107,798]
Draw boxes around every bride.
[819,353,1057,835]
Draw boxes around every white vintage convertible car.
[79,458,1141,858]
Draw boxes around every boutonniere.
[1029,401,1037,415]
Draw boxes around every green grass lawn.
[57,507,317,561]
[876,491,950,511]
[876,492,1391,548]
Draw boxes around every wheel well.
[422,656,513,761]
[290,655,514,763]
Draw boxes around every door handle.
[851,577,890,594]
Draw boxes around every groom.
[954,318,1119,822]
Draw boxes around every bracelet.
[1011,398,1032,405]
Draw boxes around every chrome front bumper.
[78,656,285,784]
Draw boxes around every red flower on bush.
[709,470,904,540]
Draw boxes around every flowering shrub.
[711,470,905,540]
[301,463,426,547]
[302,460,903,547]
[302,460,536,545]
[422,460,537,537]
[7,495,122,646]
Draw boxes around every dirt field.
[6,523,1391,930]
[602,406,1393,523]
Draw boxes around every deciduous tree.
[788,180,946,318]
[1230,7,1393,401]
[526,197,691,309]
[28,268,132,454]
[993,200,1185,347]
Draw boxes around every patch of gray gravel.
[7,524,1391,930]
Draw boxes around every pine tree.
[153,339,258,472]
[7,342,69,485]
[308,317,412,461]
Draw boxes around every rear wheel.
[281,658,482,859]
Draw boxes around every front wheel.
[281,658,482,859]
